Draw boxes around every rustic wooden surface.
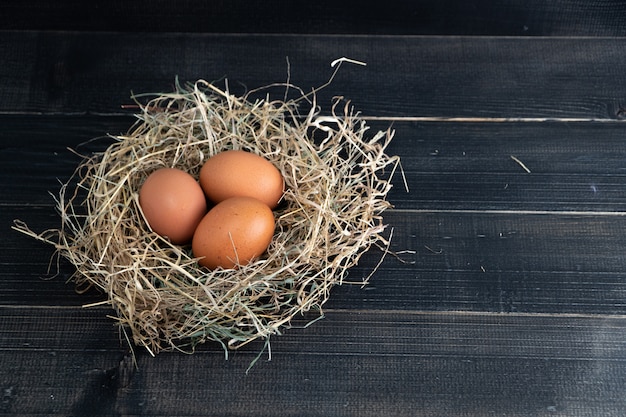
[2,3,626,416]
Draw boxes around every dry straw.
[14,64,402,359]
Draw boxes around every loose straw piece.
[510,155,531,173]
[330,57,367,67]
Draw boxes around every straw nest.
[14,76,401,357]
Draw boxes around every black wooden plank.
[399,173,626,211]
[1,308,624,416]
[4,116,626,212]
[329,268,626,315]
[0,350,130,416]
[389,210,626,275]
[0,114,130,149]
[63,355,626,416]
[3,32,626,118]
[5,206,626,315]
[3,308,625,360]
[0,307,121,352]
[0,263,103,308]
[2,0,626,37]
[10,350,626,416]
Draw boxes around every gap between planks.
[361,116,626,123]
[392,209,626,217]
[1,304,625,320]
[3,113,626,123]
[317,308,626,320]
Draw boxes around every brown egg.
[199,150,284,209]
[138,168,207,244]
[192,197,275,269]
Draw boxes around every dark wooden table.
[2,2,626,416]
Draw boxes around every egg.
[138,168,207,244]
[199,150,284,209]
[192,196,275,269]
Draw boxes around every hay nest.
[14,75,401,357]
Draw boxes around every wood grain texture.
[3,32,626,119]
[4,116,626,211]
[6,206,626,315]
[1,23,626,417]
[1,308,625,416]
[2,0,626,36]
